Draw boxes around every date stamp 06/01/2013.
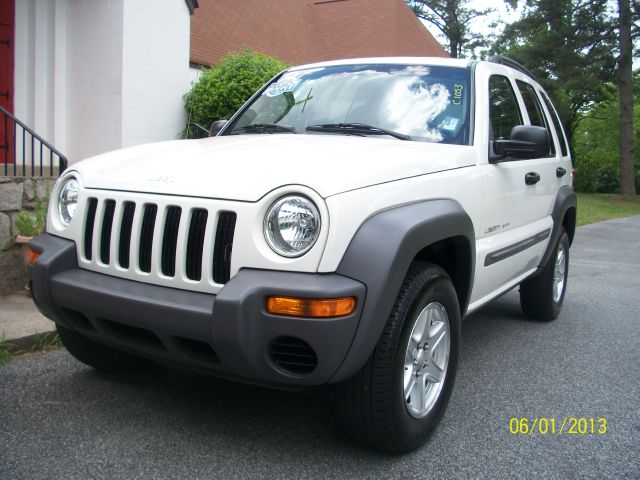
[509,417,607,436]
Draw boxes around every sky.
[419,0,524,57]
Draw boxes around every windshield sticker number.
[264,79,301,97]
[452,83,464,105]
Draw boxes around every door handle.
[525,172,540,185]
[556,167,567,178]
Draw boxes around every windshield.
[224,64,471,145]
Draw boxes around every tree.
[572,82,640,193]
[183,50,286,138]
[497,0,639,193]
[618,0,636,195]
[494,0,618,145]
[406,1,495,58]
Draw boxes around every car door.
[537,89,573,190]
[473,73,558,305]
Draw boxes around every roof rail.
[488,55,538,82]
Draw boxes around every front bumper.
[29,234,366,387]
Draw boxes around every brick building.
[191,0,447,68]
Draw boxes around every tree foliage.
[493,0,618,144]
[406,0,495,58]
[184,50,286,138]
[573,73,640,193]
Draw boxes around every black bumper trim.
[29,234,366,387]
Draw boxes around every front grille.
[118,202,136,269]
[138,204,158,273]
[161,207,182,277]
[213,212,237,284]
[186,209,208,281]
[100,200,116,264]
[80,195,237,290]
[84,198,98,260]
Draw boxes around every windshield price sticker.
[265,79,301,97]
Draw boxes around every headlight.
[57,177,79,225]
[265,195,321,257]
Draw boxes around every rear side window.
[516,80,554,155]
[540,92,569,156]
[489,75,523,140]
[517,81,545,127]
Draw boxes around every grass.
[31,332,61,351]
[0,333,61,366]
[577,193,640,226]
[0,334,18,365]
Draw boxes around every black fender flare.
[330,199,475,383]
[538,185,576,270]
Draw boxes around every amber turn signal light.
[267,296,356,318]
[26,247,41,265]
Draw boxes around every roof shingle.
[190,0,448,67]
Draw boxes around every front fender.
[330,199,475,382]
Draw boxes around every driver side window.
[489,75,523,140]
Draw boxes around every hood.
[72,135,476,202]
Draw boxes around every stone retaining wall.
[0,177,54,295]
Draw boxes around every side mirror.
[209,120,228,137]
[492,125,549,161]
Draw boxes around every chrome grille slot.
[79,193,238,293]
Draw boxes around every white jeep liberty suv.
[29,56,576,453]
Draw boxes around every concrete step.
[0,290,55,348]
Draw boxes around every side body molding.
[331,199,475,383]
[537,185,577,270]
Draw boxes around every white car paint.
[67,134,475,201]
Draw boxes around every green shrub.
[15,182,50,237]
[15,211,43,237]
[183,49,287,138]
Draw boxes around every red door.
[0,0,15,165]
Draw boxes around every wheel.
[520,228,569,321]
[57,324,143,372]
[334,263,461,453]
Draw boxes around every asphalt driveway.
[1,216,639,479]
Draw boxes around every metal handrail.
[0,105,68,177]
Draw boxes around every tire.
[57,324,143,372]
[520,228,570,321]
[334,262,461,453]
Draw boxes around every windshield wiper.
[305,123,410,140]
[230,123,297,134]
